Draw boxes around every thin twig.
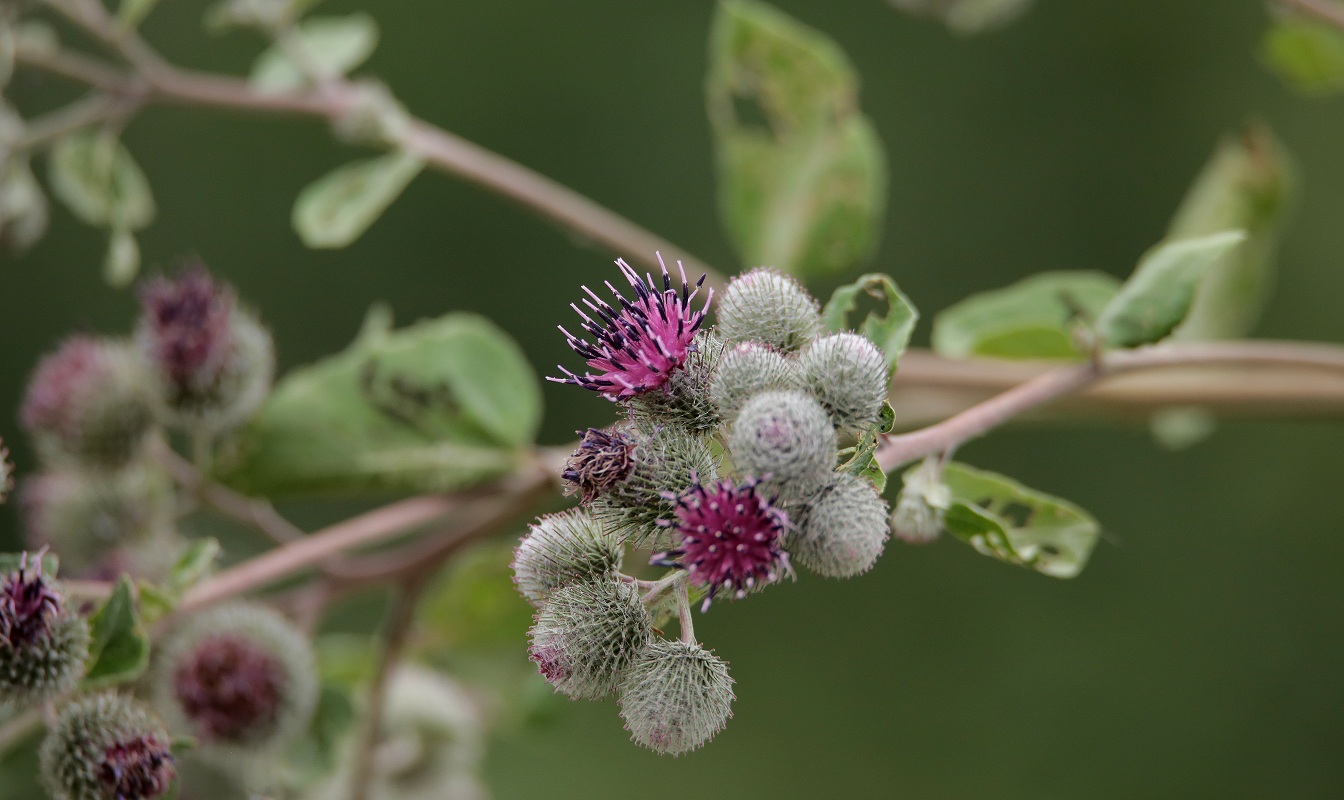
[155,443,304,545]
[19,93,140,150]
[675,576,696,644]
[879,340,1344,471]
[348,576,428,800]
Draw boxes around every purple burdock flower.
[138,263,235,394]
[658,479,792,610]
[98,734,175,800]
[172,633,285,742]
[20,337,107,438]
[550,256,711,400]
[0,554,61,649]
[562,427,635,502]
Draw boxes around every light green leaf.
[821,273,919,372]
[82,577,150,688]
[0,160,50,254]
[298,684,357,777]
[168,538,221,593]
[118,0,162,30]
[933,271,1120,360]
[1097,230,1246,349]
[933,461,1100,578]
[250,13,379,92]
[214,308,542,496]
[890,0,1034,35]
[292,151,423,249]
[103,229,139,287]
[47,129,155,230]
[1261,19,1344,95]
[1169,125,1294,341]
[708,0,886,279]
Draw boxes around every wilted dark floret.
[562,427,635,502]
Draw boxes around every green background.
[4,0,1343,796]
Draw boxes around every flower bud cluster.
[17,263,273,581]
[527,257,900,754]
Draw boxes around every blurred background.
[4,0,1344,796]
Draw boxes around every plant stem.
[640,571,683,605]
[348,576,427,800]
[675,576,696,644]
[155,442,303,544]
[879,340,1344,471]
[26,0,723,287]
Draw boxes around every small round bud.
[593,425,717,551]
[626,331,724,434]
[154,603,318,759]
[20,336,155,469]
[662,478,792,607]
[709,342,801,423]
[730,390,836,498]
[40,693,176,800]
[797,333,888,432]
[512,507,622,607]
[891,458,951,545]
[561,426,635,503]
[20,465,178,579]
[137,265,275,433]
[792,473,890,578]
[715,268,821,353]
[0,556,90,703]
[619,639,734,755]
[528,580,653,700]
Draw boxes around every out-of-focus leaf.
[934,461,1100,578]
[416,540,533,657]
[889,0,1034,35]
[1096,231,1246,348]
[214,308,541,497]
[83,577,150,688]
[1261,19,1344,95]
[47,129,155,230]
[250,13,378,92]
[821,273,918,372]
[315,634,380,689]
[933,271,1120,360]
[1169,124,1294,341]
[1149,406,1218,451]
[103,228,139,287]
[118,0,162,30]
[136,539,221,625]
[0,722,44,799]
[292,151,423,249]
[707,0,886,280]
[300,684,357,776]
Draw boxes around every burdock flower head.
[561,426,636,502]
[550,256,710,400]
[136,263,275,433]
[0,553,90,703]
[659,478,792,609]
[40,693,176,800]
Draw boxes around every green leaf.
[890,0,1035,35]
[1168,124,1294,341]
[934,462,1100,578]
[416,541,534,657]
[214,308,542,496]
[47,130,155,230]
[0,159,50,254]
[250,13,379,92]
[1096,230,1247,349]
[707,0,886,279]
[168,538,221,594]
[118,0,162,30]
[103,229,139,287]
[821,273,919,372]
[304,684,357,774]
[83,577,150,688]
[1261,19,1344,95]
[933,271,1120,360]
[292,151,423,249]
[1149,406,1218,451]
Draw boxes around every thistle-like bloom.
[172,634,285,741]
[0,554,90,702]
[0,555,61,648]
[550,256,711,400]
[659,479,792,609]
[619,640,735,756]
[99,735,176,800]
[138,264,235,393]
[561,427,635,502]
